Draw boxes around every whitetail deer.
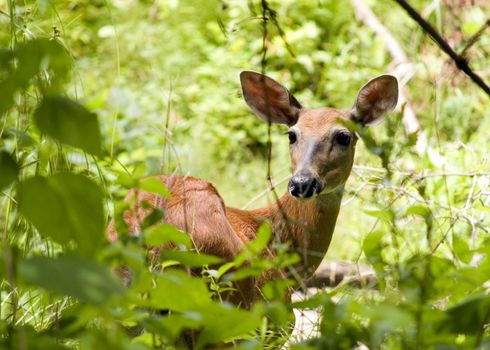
[107,71,398,308]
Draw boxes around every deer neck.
[252,188,344,275]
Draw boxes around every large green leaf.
[18,255,124,304]
[145,224,191,248]
[453,234,472,264]
[145,304,264,348]
[362,230,385,264]
[0,151,18,190]
[143,314,203,342]
[2,324,68,350]
[440,294,490,334]
[0,39,70,114]
[138,177,170,197]
[33,96,102,156]
[197,303,263,348]
[147,270,212,311]
[17,173,105,256]
[246,222,272,254]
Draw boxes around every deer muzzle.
[288,172,322,199]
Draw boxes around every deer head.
[240,71,398,199]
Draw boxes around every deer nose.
[288,174,321,199]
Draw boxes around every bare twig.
[393,0,490,97]
[461,19,490,57]
[352,164,490,179]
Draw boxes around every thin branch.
[393,0,490,97]
[352,164,490,179]
[461,19,490,57]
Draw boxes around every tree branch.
[393,0,490,97]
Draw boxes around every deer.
[107,71,398,309]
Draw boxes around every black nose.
[288,174,321,199]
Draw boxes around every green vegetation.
[1,0,489,349]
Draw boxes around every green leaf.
[292,292,332,310]
[264,301,294,327]
[462,20,482,37]
[17,173,105,256]
[405,131,419,147]
[196,303,263,347]
[474,203,490,213]
[18,255,124,304]
[141,208,164,229]
[0,151,19,190]
[364,208,394,222]
[262,279,295,301]
[216,261,236,279]
[5,325,69,350]
[405,203,433,229]
[224,264,271,282]
[453,234,472,264]
[145,224,191,247]
[138,177,170,197]
[246,222,272,253]
[0,39,71,114]
[147,270,212,311]
[33,96,102,156]
[144,314,203,342]
[363,230,385,267]
[405,204,430,218]
[159,250,221,267]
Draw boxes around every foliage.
[0,0,489,349]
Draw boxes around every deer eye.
[287,131,297,144]
[336,132,351,146]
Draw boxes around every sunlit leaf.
[246,222,272,254]
[138,177,170,197]
[405,204,430,218]
[159,250,221,267]
[453,234,472,264]
[223,264,271,282]
[147,270,212,311]
[362,230,385,271]
[364,208,394,222]
[474,204,490,213]
[145,223,191,247]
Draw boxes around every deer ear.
[351,75,398,126]
[240,71,302,125]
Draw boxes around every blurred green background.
[1,0,489,348]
